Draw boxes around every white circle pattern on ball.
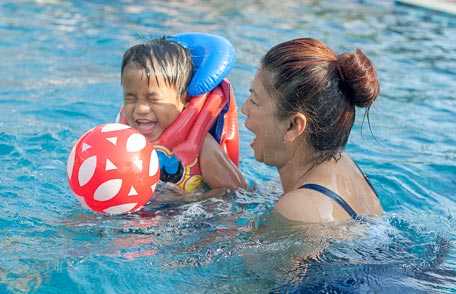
[101,123,130,133]
[103,203,137,215]
[126,133,146,152]
[67,145,76,179]
[78,156,97,186]
[94,178,123,201]
[149,150,159,176]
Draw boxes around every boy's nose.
[135,101,151,114]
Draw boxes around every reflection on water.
[1,0,456,293]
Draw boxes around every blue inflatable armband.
[169,32,236,97]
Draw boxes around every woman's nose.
[240,101,248,116]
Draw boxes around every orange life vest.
[118,79,239,192]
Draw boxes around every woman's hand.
[200,134,247,190]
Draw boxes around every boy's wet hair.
[121,37,193,97]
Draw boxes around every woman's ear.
[284,113,307,143]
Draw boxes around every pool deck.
[396,0,456,15]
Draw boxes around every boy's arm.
[200,134,247,190]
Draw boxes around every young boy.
[120,38,246,193]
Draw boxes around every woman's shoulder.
[274,153,382,224]
[275,188,342,223]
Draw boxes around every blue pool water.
[1,0,456,293]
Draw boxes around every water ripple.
[1,0,456,293]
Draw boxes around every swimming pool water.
[1,0,455,293]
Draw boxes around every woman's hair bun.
[336,49,380,108]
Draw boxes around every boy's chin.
[143,131,162,143]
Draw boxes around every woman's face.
[122,62,185,142]
[241,69,289,166]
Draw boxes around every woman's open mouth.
[250,137,256,148]
[244,123,257,148]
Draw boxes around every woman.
[241,38,383,223]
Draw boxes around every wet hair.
[262,38,379,164]
[121,37,193,97]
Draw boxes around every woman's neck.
[277,144,316,193]
[278,145,340,193]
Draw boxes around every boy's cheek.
[122,106,134,124]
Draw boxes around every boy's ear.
[179,92,188,103]
[284,113,307,143]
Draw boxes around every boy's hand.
[156,149,184,184]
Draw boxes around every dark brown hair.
[262,38,379,164]
[121,37,193,97]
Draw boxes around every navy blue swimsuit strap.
[299,183,360,220]
[352,160,378,198]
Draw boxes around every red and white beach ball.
[67,123,160,215]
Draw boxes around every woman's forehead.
[253,68,277,98]
[252,69,268,90]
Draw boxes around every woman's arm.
[153,184,231,204]
[200,134,247,190]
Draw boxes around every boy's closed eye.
[146,93,163,103]
[124,94,137,103]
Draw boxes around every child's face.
[122,62,186,142]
